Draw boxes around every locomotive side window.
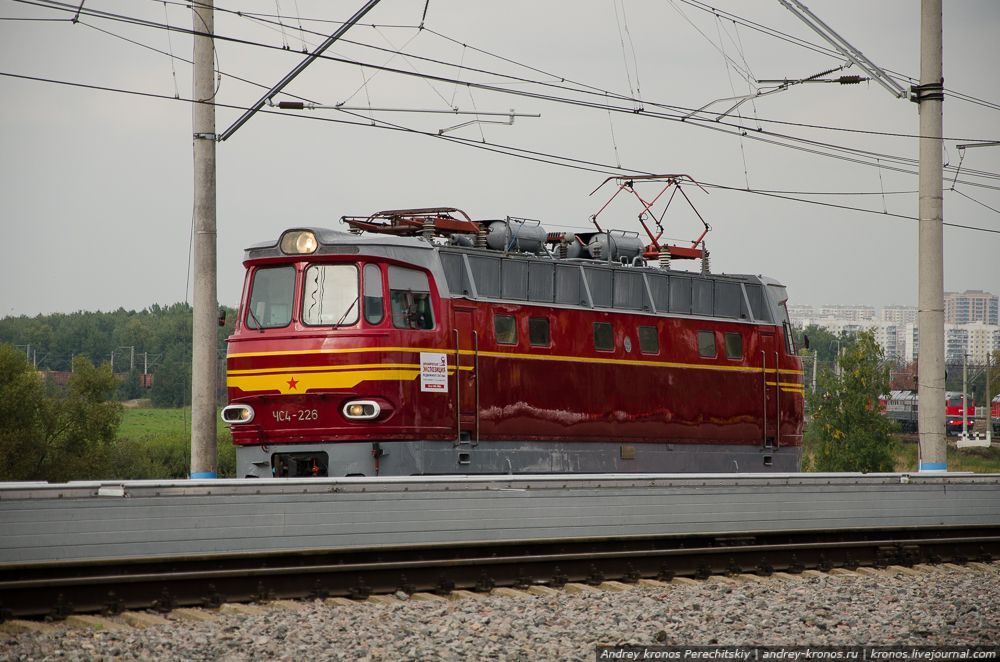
[585,267,612,307]
[724,332,743,359]
[714,282,741,319]
[494,314,517,345]
[302,264,359,327]
[527,262,555,303]
[556,265,585,306]
[613,271,644,310]
[669,277,692,314]
[697,330,717,358]
[593,322,614,351]
[768,284,795,354]
[693,279,714,316]
[646,273,670,313]
[501,260,529,300]
[440,252,470,296]
[468,255,501,298]
[363,264,384,325]
[389,266,435,330]
[638,325,659,355]
[744,283,772,323]
[246,265,295,329]
[529,316,550,347]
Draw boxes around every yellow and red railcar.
[223,205,805,477]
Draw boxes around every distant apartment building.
[792,300,999,365]
[945,290,998,325]
[794,317,904,362]
[902,322,1000,364]
[786,304,816,323]
[880,305,917,326]
[816,305,875,322]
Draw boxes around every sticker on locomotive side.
[420,352,448,393]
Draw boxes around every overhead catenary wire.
[23,0,1000,150]
[23,0,1000,190]
[13,0,1000,206]
[3,68,998,238]
[674,0,1000,113]
[11,1,996,219]
[170,0,1000,116]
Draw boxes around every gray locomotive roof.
[245,227,783,287]
[243,227,793,324]
[245,227,433,258]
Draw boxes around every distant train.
[221,178,805,478]
[880,390,976,435]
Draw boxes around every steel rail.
[2,526,997,621]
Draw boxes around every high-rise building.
[903,322,1000,364]
[880,305,918,326]
[817,305,875,322]
[944,290,998,325]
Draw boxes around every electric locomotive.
[222,177,805,477]
[880,390,975,435]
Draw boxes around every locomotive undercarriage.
[237,439,802,478]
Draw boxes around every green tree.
[150,346,191,407]
[0,344,122,481]
[804,330,897,472]
[792,325,857,364]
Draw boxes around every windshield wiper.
[246,306,266,333]
[332,296,359,329]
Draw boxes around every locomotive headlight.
[343,400,380,420]
[221,404,255,424]
[279,230,318,255]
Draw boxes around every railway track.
[3,525,998,621]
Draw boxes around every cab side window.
[363,264,385,325]
[389,266,435,330]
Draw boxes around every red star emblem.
[286,377,299,390]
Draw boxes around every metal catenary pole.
[916,0,946,471]
[962,352,968,437]
[191,0,218,479]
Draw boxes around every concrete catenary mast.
[190,0,217,479]
[915,0,946,471]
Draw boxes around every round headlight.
[279,230,318,255]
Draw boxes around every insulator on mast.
[700,244,711,275]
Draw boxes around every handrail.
[761,350,768,450]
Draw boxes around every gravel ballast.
[3,565,998,661]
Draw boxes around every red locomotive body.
[944,392,975,435]
[223,203,805,478]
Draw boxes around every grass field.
[894,436,1000,473]
[118,405,228,440]
[116,405,235,478]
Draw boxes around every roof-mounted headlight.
[279,230,318,255]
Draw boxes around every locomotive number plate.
[273,409,319,423]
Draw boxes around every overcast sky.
[1,0,998,317]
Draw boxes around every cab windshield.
[246,265,295,329]
[302,264,359,326]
